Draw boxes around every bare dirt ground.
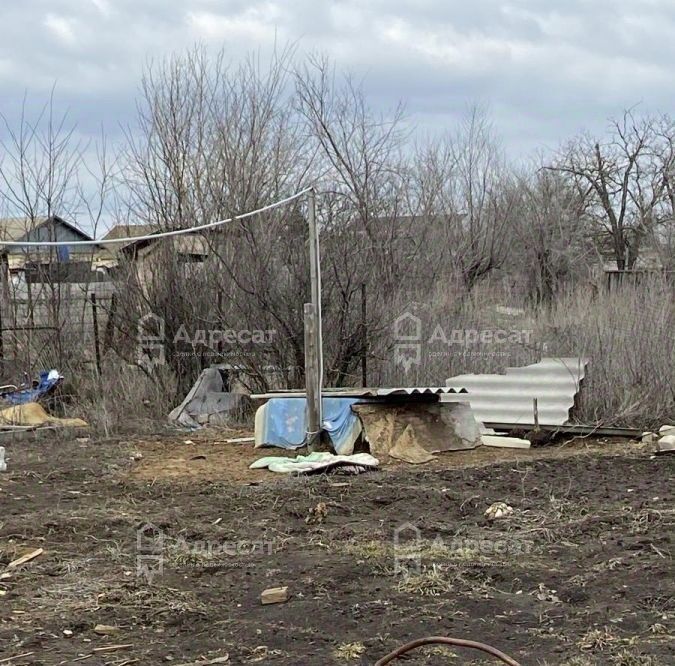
[0,429,673,665]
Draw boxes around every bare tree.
[409,107,515,291]
[295,55,424,385]
[0,91,113,374]
[512,167,590,305]
[552,110,671,270]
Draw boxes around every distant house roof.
[0,215,97,253]
[120,233,210,259]
[102,223,159,242]
[102,223,159,252]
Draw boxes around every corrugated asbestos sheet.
[251,387,468,399]
[443,357,588,426]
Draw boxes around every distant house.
[103,223,209,288]
[101,223,159,260]
[0,215,112,301]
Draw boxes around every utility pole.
[305,188,323,449]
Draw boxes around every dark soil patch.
[0,432,673,665]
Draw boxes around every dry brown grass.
[74,360,177,435]
[334,642,366,660]
[383,277,674,429]
[396,565,453,596]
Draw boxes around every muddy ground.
[0,430,673,665]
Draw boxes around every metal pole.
[533,397,539,431]
[306,188,323,446]
[304,303,320,450]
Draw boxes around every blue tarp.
[255,397,362,455]
[2,369,63,405]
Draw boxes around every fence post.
[104,292,117,351]
[90,292,102,376]
[217,290,224,358]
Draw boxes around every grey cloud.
[1,0,674,158]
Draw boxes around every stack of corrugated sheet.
[443,357,588,426]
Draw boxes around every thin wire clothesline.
[0,187,313,247]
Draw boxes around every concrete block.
[482,435,530,449]
[656,435,675,454]
[261,586,288,605]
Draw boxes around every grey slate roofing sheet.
[443,357,589,426]
[251,386,468,399]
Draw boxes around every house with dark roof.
[0,215,111,301]
[102,223,209,289]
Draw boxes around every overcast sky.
[1,0,674,159]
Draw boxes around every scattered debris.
[7,547,44,569]
[0,652,35,664]
[642,424,675,455]
[533,583,561,604]
[250,452,379,475]
[0,402,87,428]
[174,656,230,666]
[1,369,63,405]
[63,629,73,637]
[481,435,530,449]
[226,436,255,443]
[260,586,288,605]
[92,643,133,653]
[484,502,513,521]
[656,434,675,455]
[94,624,119,635]
[334,642,366,660]
[169,367,250,428]
[305,502,328,524]
[0,446,5,472]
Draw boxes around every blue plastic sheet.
[2,369,63,405]
[256,397,362,454]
